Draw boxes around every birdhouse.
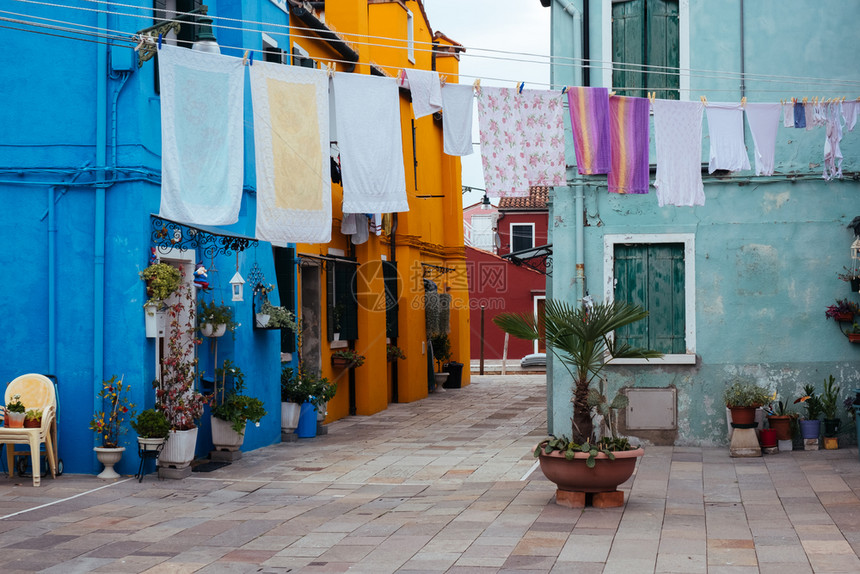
[229,271,245,302]
[852,238,860,263]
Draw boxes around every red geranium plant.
[90,375,135,448]
[155,275,210,431]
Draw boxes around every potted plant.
[257,301,299,330]
[386,344,406,363]
[820,375,841,447]
[140,261,181,338]
[283,364,336,438]
[825,299,860,322]
[210,360,266,452]
[24,408,43,428]
[494,300,662,507]
[764,398,796,442]
[198,300,239,338]
[131,409,170,451]
[430,333,451,389]
[4,394,26,428]
[89,374,135,479]
[846,323,860,344]
[837,266,860,293]
[795,383,822,440]
[723,378,771,425]
[280,366,305,433]
[331,349,365,369]
[156,279,209,474]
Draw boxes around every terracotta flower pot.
[729,406,758,426]
[23,417,41,428]
[538,447,644,494]
[767,415,792,441]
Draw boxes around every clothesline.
[8,3,860,91]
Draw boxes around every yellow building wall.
[288,0,469,422]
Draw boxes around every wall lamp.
[135,5,219,67]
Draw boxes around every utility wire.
[7,0,860,93]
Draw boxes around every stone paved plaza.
[1,375,859,573]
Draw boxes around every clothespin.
[242,50,249,66]
[157,33,162,50]
[700,95,708,106]
[327,63,335,78]
[802,97,808,105]
[561,86,567,95]
[439,74,447,87]
[741,96,746,108]
[518,82,525,94]
[648,92,655,104]
[134,35,146,52]
[609,90,616,97]
[841,96,846,102]
[473,78,481,93]
[248,51,253,66]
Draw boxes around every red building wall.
[496,211,549,257]
[466,246,545,361]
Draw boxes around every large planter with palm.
[494,300,661,508]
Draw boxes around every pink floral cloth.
[477,87,566,197]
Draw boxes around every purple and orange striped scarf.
[567,86,611,175]
[608,96,650,194]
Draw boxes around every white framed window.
[510,223,535,253]
[603,233,696,365]
[406,9,415,64]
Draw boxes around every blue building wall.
[545,0,860,444]
[0,1,296,475]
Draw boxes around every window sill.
[610,354,696,366]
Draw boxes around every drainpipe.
[574,183,585,302]
[739,0,746,97]
[389,214,399,403]
[554,0,583,87]
[95,4,108,398]
[42,163,91,375]
[582,0,590,86]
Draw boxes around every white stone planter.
[94,446,125,479]
[281,402,301,431]
[200,323,227,338]
[158,427,198,469]
[211,417,245,451]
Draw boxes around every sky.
[421,0,551,207]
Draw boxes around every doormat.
[192,461,231,473]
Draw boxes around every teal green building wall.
[544,0,860,444]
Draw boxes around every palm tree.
[494,299,662,444]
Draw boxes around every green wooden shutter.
[274,247,296,353]
[335,261,359,341]
[383,261,399,339]
[326,261,335,341]
[612,0,646,98]
[614,244,685,354]
[614,245,649,348]
[646,0,680,100]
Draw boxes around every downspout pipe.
[575,183,585,303]
[95,4,108,404]
[289,1,359,72]
[739,0,746,97]
[553,0,583,87]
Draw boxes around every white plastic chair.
[0,374,58,487]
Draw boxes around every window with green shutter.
[383,261,399,339]
[612,0,679,100]
[274,247,296,353]
[326,260,359,341]
[614,243,685,354]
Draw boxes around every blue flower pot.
[297,402,318,438]
[799,419,820,440]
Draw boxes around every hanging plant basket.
[848,333,860,344]
[331,356,355,369]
